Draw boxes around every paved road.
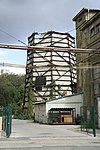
[0,119,100,149]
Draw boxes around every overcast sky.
[0,0,99,74]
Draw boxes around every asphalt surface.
[0,119,100,150]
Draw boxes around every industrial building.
[34,93,83,124]
[73,8,100,106]
[23,31,76,108]
[23,8,100,126]
[73,8,100,127]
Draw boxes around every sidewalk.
[97,129,100,137]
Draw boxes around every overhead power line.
[0,61,100,69]
[67,28,76,33]
[0,28,27,46]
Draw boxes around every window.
[98,83,100,89]
[90,24,100,37]
[93,65,100,95]
[35,76,46,91]
[96,23,100,33]
[90,27,95,37]
[35,76,46,86]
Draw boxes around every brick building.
[73,8,100,106]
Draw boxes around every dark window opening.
[35,76,46,86]
[90,27,95,37]
[62,117,64,122]
[90,24,100,37]
[96,24,100,33]
[35,86,42,91]
[34,76,46,91]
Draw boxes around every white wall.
[34,93,83,124]
[46,94,83,116]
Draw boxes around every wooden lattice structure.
[23,31,76,108]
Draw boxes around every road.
[0,119,100,149]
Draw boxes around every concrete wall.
[34,103,47,124]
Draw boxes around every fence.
[80,105,96,137]
[2,104,12,138]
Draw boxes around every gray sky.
[0,0,99,74]
[0,0,99,44]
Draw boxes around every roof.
[73,8,100,21]
[34,101,46,105]
[81,12,100,30]
[48,92,83,102]
[49,108,75,111]
[34,93,83,105]
[28,31,75,40]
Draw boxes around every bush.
[13,102,34,120]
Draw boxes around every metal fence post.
[6,104,12,138]
[80,105,96,137]
[92,105,96,137]
[80,106,82,131]
[2,104,12,138]
[2,106,7,132]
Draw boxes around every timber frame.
[23,31,77,108]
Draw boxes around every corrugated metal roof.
[34,93,83,105]
[49,108,75,111]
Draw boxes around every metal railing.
[2,104,12,138]
[80,105,96,137]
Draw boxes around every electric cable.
[0,28,27,46]
[0,62,25,68]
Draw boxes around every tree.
[0,72,25,109]
[26,86,36,120]
[0,72,35,120]
[0,80,18,106]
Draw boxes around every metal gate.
[2,104,12,138]
[80,106,96,137]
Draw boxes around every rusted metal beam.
[0,43,96,53]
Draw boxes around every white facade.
[34,93,83,124]
[46,93,83,115]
